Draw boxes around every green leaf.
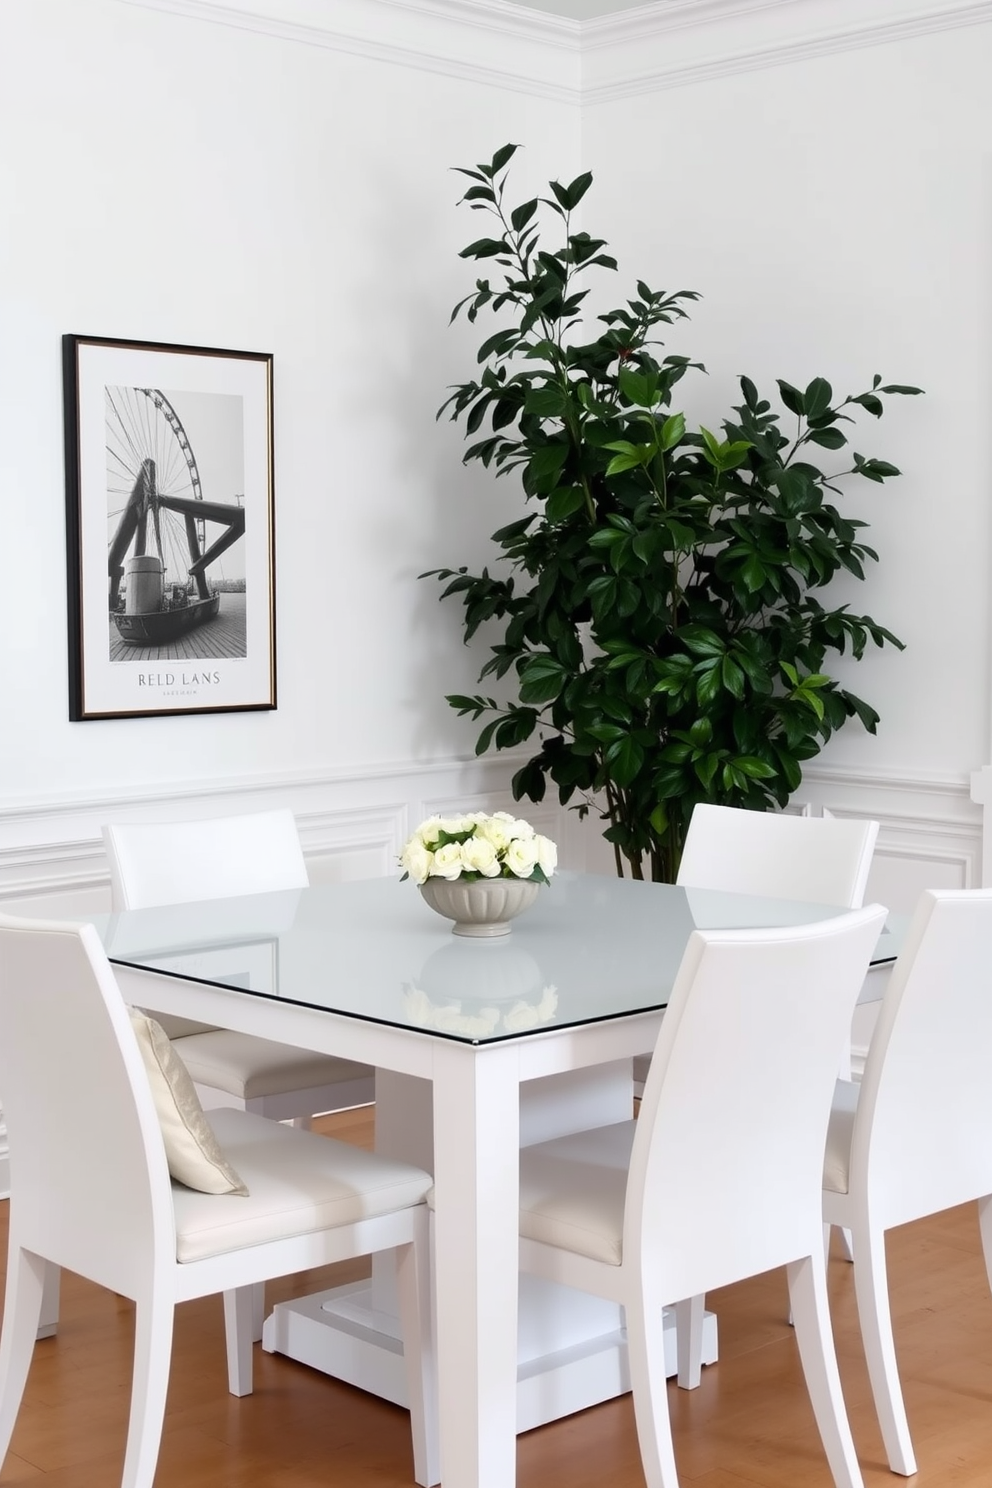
[518,654,568,703]
[681,627,725,659]
[803,377,833,420]
[734,756,777,780]
[605,734,644,787]
[777,380,805,417]
[660,412,686,451]
[525,385,568,418]
[605,450,649,476]
[561,170,593,210]
[618,368,657,407]
[741,555,766,592]
[510,198,538,232]
[488,143,519,176]
[459,237,510,260]
[806,427,847,450]
[527,443,569,482]
[546,485,587,523]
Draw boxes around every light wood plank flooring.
[2,1105,992,1486]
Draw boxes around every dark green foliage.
[428,145,922,881]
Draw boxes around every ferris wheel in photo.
[105,386,244,646]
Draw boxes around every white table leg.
[432,1039,520,1488]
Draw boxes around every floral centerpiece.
[399,811,557,886]
[400,812,557,938]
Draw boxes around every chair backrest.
[103,809,309,911]
[628,904,886,1301]
[0,913,174,1294]
[851,888,992,1229]
[676,803,879,909]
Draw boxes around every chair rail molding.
[0,756,978,914]
[968,765,992,888]
[0,753,548,914]
[114,0,992,103]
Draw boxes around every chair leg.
[223,1286,256,1397]
[674,1293,704,1389]
[0,1244,47,1464]
[822,1221,855,1266]
[123,1290,175,1488]
[786,1251,862,1488]
[851,1222,916,1475]
[251,1280,265,1342]
[37,1260,61,1339]
[977,1194,992,1292]
[395,1216,439,1488]
[625,1281,680,1488]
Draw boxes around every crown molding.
[114,0,992,103]
[580,0,992,101]
[114,0,581,102]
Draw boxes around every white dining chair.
[636,806,879,1095]
[519,904,886,1488]
[676,802,879,907]
[637,802,880,1385]
[103,812,375,1124]
[0,912,437,1488]
[822,887,992,1477]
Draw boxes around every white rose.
[439,815,474,836]
[505,836,540,878]
[506,816,536,840]
[535,834,557,878]
[400,838,433,885]
[460,836,501,877]
[475,816,512,853]
[430,842,465,880]
[416,815,443,848]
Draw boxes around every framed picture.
[63,334,276,720]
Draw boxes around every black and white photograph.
[63,335,275,720]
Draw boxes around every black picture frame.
[63,334,276,720]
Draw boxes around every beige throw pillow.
[128,1008,248,1196]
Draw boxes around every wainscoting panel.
[0,756,979,1196]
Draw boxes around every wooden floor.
[3,1105,992,1487]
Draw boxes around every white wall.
[579,1,992,904]
[0,0,584,903]
[583,28,990,779]
[0,0,985,917]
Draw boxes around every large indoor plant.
[427,144,921,882]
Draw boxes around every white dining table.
[96,871,901,1488]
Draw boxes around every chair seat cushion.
[172,1029,371,1099]
[519,1119,636,1266]
[172,1108,432,1263]
[823,1078,860,1195]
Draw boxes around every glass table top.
[94,872,903,1045]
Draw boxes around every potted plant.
[400,811,557,937]
[427,144,921,882]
